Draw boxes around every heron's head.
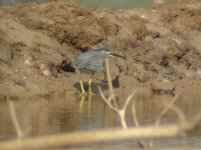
[96,48,126,59]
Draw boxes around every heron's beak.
[111,53,127,59]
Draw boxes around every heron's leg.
[88,79,94,95]
[80,80,86,95]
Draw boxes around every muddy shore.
[0,0,201,99]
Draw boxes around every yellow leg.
[88,79,95,95]
[80,80,86,95]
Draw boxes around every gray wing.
[73,52,105,72]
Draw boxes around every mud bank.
[0,0,201,99]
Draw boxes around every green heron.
[73,48,126,95]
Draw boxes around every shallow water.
[0,0,176,8]
[0,87,201,149]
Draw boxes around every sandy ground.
[0,0,201,99]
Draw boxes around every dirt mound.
[0,0,201,99]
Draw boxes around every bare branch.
[189,112,201,130]
[122,91,137,111]
[8,101,23,139]
[105,59,114,99]
[105,59,118,108]
[169,105,187,126]
[1,118,201,150]
[155,94,179,126]
[132,102,140,128]
[132,99,150,149]
[118,110,127,129]
[98,86,119,112]
[0,124,183,150]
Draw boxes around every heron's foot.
[80,80,87,96]
[88,79,95,95]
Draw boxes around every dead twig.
[99,60,148,148]
[99,87,119,112]
[132,102,140,128]
[132,101,149,149]
[168,104,187,126]
[98,87,137,129]
[1,120,201,150]
[105,59,118,108]
[99,60,138,130]
[150,93,179,147]
[0,124,185,150]
[8,101,23,139]
[155,93,180,126]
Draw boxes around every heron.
[73,48,126,95]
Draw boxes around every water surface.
[0,87,201,149]
[0,0,176,8]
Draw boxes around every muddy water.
[0,0,176,8]
[74,0,176,8]
[0,88,201,149]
